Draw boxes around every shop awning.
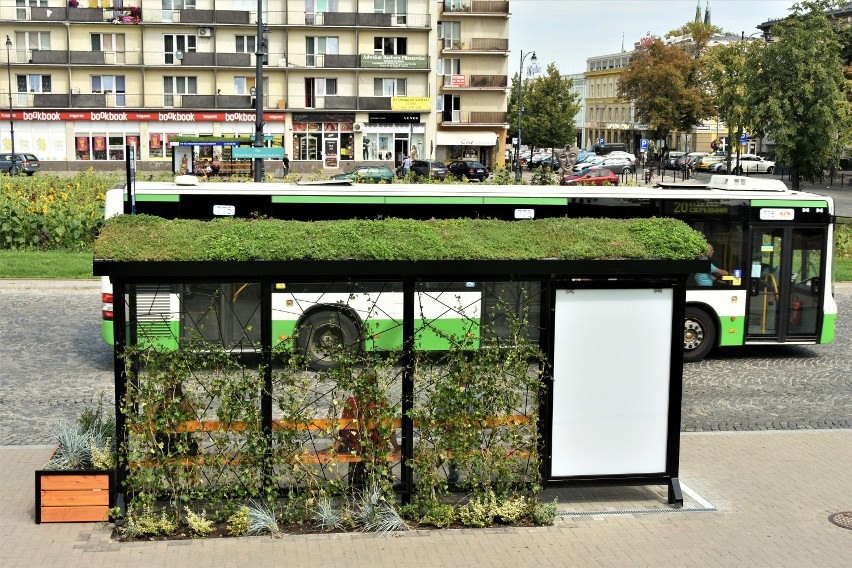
[436,131,498,146]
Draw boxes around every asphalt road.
[0,280,849,445]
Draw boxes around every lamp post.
[253,0,267,182]
[5,36,15,175]
[515,50,536,182]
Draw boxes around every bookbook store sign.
[360,54,428,69]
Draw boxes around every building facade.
[0,0,510,172]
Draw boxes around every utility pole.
[253,0,266,182]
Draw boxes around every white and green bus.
[101,175,837,363]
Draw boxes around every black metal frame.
[95,258,704,509]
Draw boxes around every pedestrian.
[402,154,411,177]
[210,155,220,176]
[282,153,290,175]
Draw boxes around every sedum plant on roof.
[94,215,708,263]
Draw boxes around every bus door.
[746,226,824,342]
[180,283,262,350]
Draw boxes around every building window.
[15,30,50,51]
[17,74,50,94]
[374,78,406,97]
[163,76,197,107]
[305,36,339,67]
[236,35,256,54]
[75,132,139,161]
[373,37,407,55]
[164,34,197,65]
[437,20,461,47]
[304,77,338,108]
[91,33,126,64]
[91,75,126,107]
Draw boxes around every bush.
[185,507,214,538]
[0,172,115,250]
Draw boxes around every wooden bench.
[195,160,252,177]
[127,416,531,468]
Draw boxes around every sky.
[509,0,797,76]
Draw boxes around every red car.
[560,167,619,186]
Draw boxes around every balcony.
[440,38,509,53]
[286,52,428,70]
[25,6,143,24]
[281,10,431,28]
[442,74,508,89]
[441,1,509,15]
[6,88,430,112]
[439,111,508,126]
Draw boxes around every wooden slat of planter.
[39,506,109,523]
[40,489,109,507]
[39,474,109,491]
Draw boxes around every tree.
[704,40,758,172]
[744,0,851,189]
[508,63,579,151]
[618,21,720,145]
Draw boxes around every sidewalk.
[3,430,851,567]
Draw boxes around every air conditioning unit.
[71,87,81,94]
[352,123,364,132]
[278,57,287,67]
[198,27,213,37]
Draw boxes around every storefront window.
[293,122,322,161]
[75,136,90,160]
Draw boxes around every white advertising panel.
[550,288,673,476]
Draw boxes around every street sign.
[640,139,649,151]
[597,138,605,145]
[740,132,748,143]
[232,147,285,159]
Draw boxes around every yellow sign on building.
[391,97,432,111]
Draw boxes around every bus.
[101,175,837,364]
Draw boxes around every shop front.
[0,110,286,170]
[436,131,499,169]
[363,112,425,167]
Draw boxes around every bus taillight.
[102,293,114,320]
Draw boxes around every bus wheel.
[297,310,360,370]
[683,307,715,362]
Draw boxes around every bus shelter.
[94,257,706,512]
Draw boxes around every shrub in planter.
[35,397,116,523]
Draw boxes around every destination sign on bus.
[668,201,733,215]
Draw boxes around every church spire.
[704,0,711,26]
[695,0,701,22]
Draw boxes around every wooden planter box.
[35,469,114,524]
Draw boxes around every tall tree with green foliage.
[508,63,579,151]
[618,21,720,145]
[704,39,759,172]
[745,0,850,189]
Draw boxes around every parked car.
[733,154,775,174]
[409,160,449,180]
[594,157,636,175]
[560,167,619,186]
[674,152,708,171]
[664,151,685,169]
[695,154,727,172]
[447,160,489,181]
[529,155,560,171]
[0,153,40,175]
[603,151,636,163]
[333,165,395,183]
[528,153,553,169]
[572,155,606,172]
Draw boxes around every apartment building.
[0,0,509,172]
